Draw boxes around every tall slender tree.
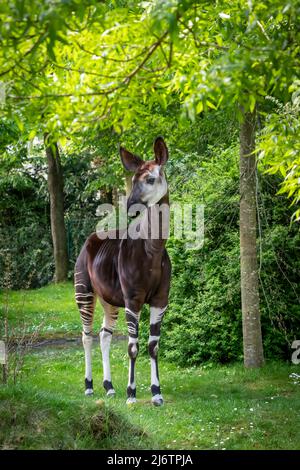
[239,110,264,367]
[44,135,68,282]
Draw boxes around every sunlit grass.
[1,341,299,450]
[0,282,127,338]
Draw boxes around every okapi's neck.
[140,193,170,257]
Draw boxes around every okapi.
[75,137,171,406]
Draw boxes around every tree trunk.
[125,173,132,197]
[239,109,264,368]
[44,134,68,282]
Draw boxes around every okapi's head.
[120,137,169,215]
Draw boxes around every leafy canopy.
[1,0,299,213]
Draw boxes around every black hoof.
[152,395,164,406]
[103,380,115,397]
[85,378,93,396]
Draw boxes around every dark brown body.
[76,221,171,311]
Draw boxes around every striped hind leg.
[99,298,119,397]
[75,270,95,396]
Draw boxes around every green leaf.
[196,101,203,113]
[28,129,36,140]
[279,165,286,177]
[206,100,217,110]
[249,95,256,113]
[15,115,24,132]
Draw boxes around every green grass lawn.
[1,342,299,450]
[0,282,127,338]
[0,283,300,450]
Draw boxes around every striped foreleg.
[125,308,141,404]
[148,306,167,406]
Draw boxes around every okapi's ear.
[154,136,168,166]
[119,146,144,172]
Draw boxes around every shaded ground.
[29,333,127,349]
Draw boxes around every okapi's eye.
[146,177,155,185]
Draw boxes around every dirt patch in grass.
[8,332,127,350]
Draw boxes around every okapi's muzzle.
[127,198,147,218]
[127,184,147,217]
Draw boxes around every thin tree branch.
[168,42,173,67]
[0,32,47,78]
[178,18,228,50]
[76,42,153,63]
[63,8,92,33]
[52,62,126,79]
[158,42,169,67]
[8,31,170,101]
[123,31,168,85]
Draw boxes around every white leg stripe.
[75,293,94,298]
[150,306,167,325]
[129,337,138,344]
[100,330,113,382]
[128,325,138,336]
[150,357,159,386]
[152,394,163,401]
[102,316,117,330]
[149,335,160,342]
[125,309,141,321]
[82,333,93,381]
